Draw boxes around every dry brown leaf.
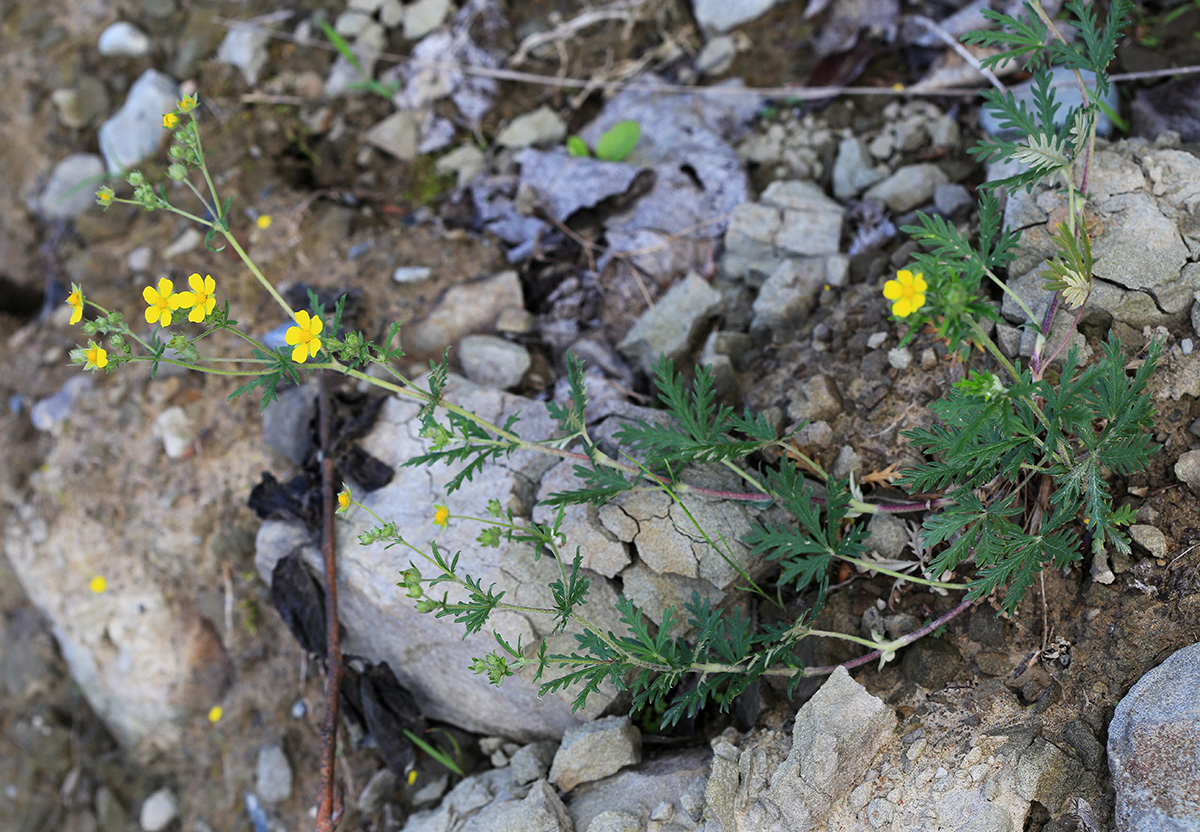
[860,462,903,487]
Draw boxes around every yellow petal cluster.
[433,504,450,528]
[285,310,324,363]
[67,286,84,325]
[176,273,217,323]
[143,278,181,327]
[883,269,927,318]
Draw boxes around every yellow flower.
[407,770,418,786]
[883,269,927,318]
[207,705,223,723]
[285,310,324,363]
[176,273,217,323]
[256,215,273,230]
[337,488,352,514]
[67,285,84,325]
[178,94,197,113]
[143,278,181,327]
[433,505,449,528]
[96,187,114,208]
[162,112,179,129]
[85,341,108,370]
[89,575,107,593]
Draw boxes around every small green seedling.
[566,120,640,162]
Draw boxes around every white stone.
[99,21,151,58]
[393,266,433,284]
[39,154,106,219]
[98,69,180,174]
[139,788,179,832]
[404,0,452,40]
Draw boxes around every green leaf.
[595,121,640,162]
[566,135,590,157]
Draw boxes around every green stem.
[834,554,966,590]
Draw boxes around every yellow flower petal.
[207,706,223,723]
[883,280,903,300]
[256,215,273,230]
[433,505,449,528]
[291,343,309,363]
[89,575,107,593]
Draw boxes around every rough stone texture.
[474,779,574,832]
[864,163,949,213]
[762,180,844,256]
[510,740,558,786]
[832,137,886,200]
[255,743,294,803]
[786,374,843,423]
[39,154,106,219]
[753,667,897,831]
[1130,524,1168,559]
[365,110,422,161]
[866,512,909,560]
[458,335,532,390]
[256,377,627,741]
[532,461,632,578]
[751,257,843,338]
[549,715,642,792]
[1175,450,1200,491]
[617,272,723,375]
[406,271,525,358]
[496,105,568,148]
[1003,146,1196,329]
[98,69,180,174]
[402,768,528,832]
[1109,642,1200,832]
[566,746,711,832]
[692,0,777,31]
[723,202,784,281]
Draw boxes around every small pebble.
[1182,338,1193,355]
[887,347,912,370]
[139,788,179,832]
[920,348,937,371]
[393,266,433,283]
[867,332,888,349]
[127,246,152,272]
[291,700,307,719]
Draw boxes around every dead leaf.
[861,462,903,486]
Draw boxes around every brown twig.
[315,373,344,831]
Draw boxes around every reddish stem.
[315,377,344,831]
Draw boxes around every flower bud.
[167,163,187,181]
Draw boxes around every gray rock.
[512,148,642,225]
[786,374,842,423]
[31,376,93,434]
[139,788,178,832]
[406,271,524,357]
[98,21,151,57]
[830,445,862,481]
[358,767,400,814]
[435,144,487,187]
[696,35,739,77]
[337,10,373,37]
[98,69,181,174]
[261,383,317,465]
[867,512,909,560]
[127,246,152,272]
[458,335,531,390]
[751,258,830,337]
[549,715,642,792]
[723,202,784,282]
[496,106,567,149]
[1175,450,1200,491]
[257,377,622,740]
[51,80,110,130]
[152,406,194,459]
[832,138,886,200]
[933,182,974,218]
[1109,642,1200,831]
[365,110,422,161]
[1014,737,1081,812]
[887,347,912,370]
[256,743,293,803]
[402,768,527,832]
[474,779,573,832]
[380,0,405,28]
[762,180,844,256]
[510,740,559,786]
[864,164,949,213]
[756,667,897,830]
[1130,524,1167,559]
[586,810,641,832]
[217,23,271,85]
[0,607,63,699]
[393,266,434,284]
[404,0,453,40]
[617,273,722,375]
[1063,720,1105,772]
[533,461,632,578]
[568,746,711,832]
[693,0,777,32]
[39,154,105,219]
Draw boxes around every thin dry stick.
[509,1,647,67]
[910,15,1006,90]
[315,375,344,832]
